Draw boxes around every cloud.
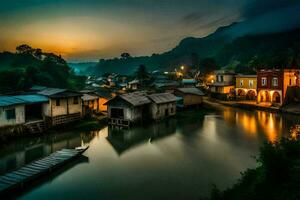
[242,0,300,19]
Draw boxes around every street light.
[181,66,185,70]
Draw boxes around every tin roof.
[120,92,151,106]
[37,88,67,96]
[37,88,81,98]
[147,93,177,104]
[182,79,196,84]
[0,95,49,107]
[81,94,99,101]
[176,87,205,96]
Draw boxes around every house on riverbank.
[257,69,300,106]
[81,93,99,116]
[235,74,257,100]
[0,95,49,133]
[37,88,82,126]
[105,92,151,126]
[209,70,235,100]
[147,93,177,120]
[105,92,178,126]
[174,87,205,108]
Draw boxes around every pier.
[0,146,89,195]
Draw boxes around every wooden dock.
[0,146,89,195]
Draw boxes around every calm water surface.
[0,107,299,200]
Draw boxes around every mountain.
[0,45,86,94]
[90,20,300,75]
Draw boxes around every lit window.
[272,77,278,86]
[240,80,243,86]
[249,80,254,87]
[262,77,267,86]
[6,109,16,120]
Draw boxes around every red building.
[257,69,300,106]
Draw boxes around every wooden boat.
[0,146,89,195]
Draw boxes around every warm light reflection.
[222,109,283,142]
[236,113,257,136]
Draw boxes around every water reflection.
[0,131,94,174]
[107,118,177,155]
[220,107,299,142]
[1,107,300,200]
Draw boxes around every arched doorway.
[272,92,281,104]
[237,89,246,96]
[246,90,256,100]
[258,90,271,103]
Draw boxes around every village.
[1,65,300,137]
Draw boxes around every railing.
[109,118,130,127]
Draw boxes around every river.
[0,107,299,200]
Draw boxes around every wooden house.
[37,88,82,126]
[81,94,99,116]
[95,90,113,112]
[210,70,236,100]
[128,79,139,90]
[0,95,49,133]
[154,80,180,93]
[147,93,177,120]
[104,92,151,126]
[174,87,204,108]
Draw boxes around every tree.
[200,58,218,74]
[33,48,43,60]
[121,52,131,59]
[16,44,33,54]
[135,65,150,85]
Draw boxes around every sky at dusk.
[0,0,299,61]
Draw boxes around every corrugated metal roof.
[0,95,49,107]
[154,81,180,88]
[182,79,196,84]
[176,87,205,96]
[37,88,67,96]
[120,92,151,106]
[37,88,81,98]
[30,85,48,91]
[81,94,99,101]
[147,93,177,104]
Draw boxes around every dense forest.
[0,45,86,94]
[89,21,300,75]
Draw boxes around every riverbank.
[202,134,300,200]
[203,97,300,115]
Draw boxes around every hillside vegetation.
[90,22,300,75]
[0,45,86,94]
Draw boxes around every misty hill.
[90,20,300,75]
[68,62,98,75]
[0,45,85,94]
